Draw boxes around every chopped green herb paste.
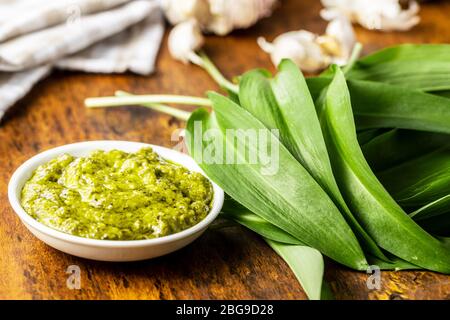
[21,148,213,240]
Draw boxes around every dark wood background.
[1,0,449,299]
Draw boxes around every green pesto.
[21,148,213,240]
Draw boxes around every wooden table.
[1,0,449,300]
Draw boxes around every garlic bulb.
[258,16,356,73]
[161,0,278,36]
[168,19,205,64]
[160,0,211,26]
[207,0,278,35]
[320,0,420,31]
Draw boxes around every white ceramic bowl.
[8,141,224,262]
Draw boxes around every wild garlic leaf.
[185,96,367,270]
[367,255,421,271]
[346,44,450,91]
[377,146,450,208]
[266,239,324,300]
[316,66,450,274]
[221,197,330,300]
[357,129,388,146]
[410,195,450,221]
[347,80,450,134]
[362,129,450,172]
[221,198,303,245]
[307,77,450,134]
[239,60,387,261]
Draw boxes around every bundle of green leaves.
[85,44,450,300]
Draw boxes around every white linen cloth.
[0,65,51,120]
[0,0,164,121]
[0,0,132,43]
[56,10,164,75]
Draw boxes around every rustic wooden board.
[0,0,449,300]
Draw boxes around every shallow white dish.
[8,140,224,262]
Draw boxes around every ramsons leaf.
[266,239,324,300]
[367,255,421,271]
[316,66,450,274]
[346,44,450,91]
[239,60,387,261]
[185,96,367,270]
[362,129,450,172]
[377,146,450,208]
[221,198,302,245]
[221,198,330,300]
[410,195,450,221]
[357,129,388,146]
[306,77,450,134]
[347,80,450,134]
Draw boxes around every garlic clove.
[258,14,356,72]
[168,19,205,64]
[258,35,307,67]
[320,0,420,32]
[258,31,330,73]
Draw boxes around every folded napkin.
[0,0,131,43]
[56,9,164,75]
[0,65,51,120]
[0,0,157,71]
[0,0,164,122]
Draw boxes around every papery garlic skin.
[321,0,420,31]
[207,0,278,35]
[161,0,278,36]
[168,19,205,64]
[258,31,330,72]
[258,16,355,73]
[160,0,211,26]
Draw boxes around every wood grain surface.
[1,0,449,300]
